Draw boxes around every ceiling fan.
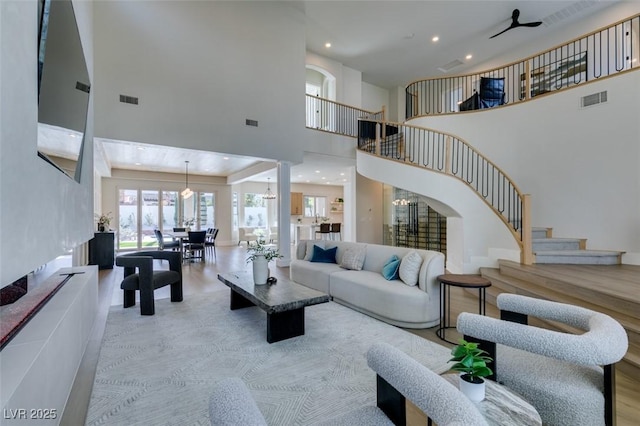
[490,9,543,39]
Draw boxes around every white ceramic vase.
[252,254,269,285]
[459,374,485,402]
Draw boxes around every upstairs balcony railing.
[306,94,384,138]
[406,13,639,119]
[358,119,532,264]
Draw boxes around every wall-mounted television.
[37,0,91,183]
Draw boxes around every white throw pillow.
[305,240,326,260]
[340,247,366,271]
[399,251,423,286]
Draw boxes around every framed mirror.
[37,0,91,182]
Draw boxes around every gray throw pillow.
[341,247,366,271]
[399,251,422,286]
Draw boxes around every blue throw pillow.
[381,255,400,280]
[310,245,337,263]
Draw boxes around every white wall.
[361,81,388,114]
[94,1,307,164]
[0,0,94,285]
[413,71,640,264]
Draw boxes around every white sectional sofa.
[290,240,445,328]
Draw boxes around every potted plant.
[246,241,282,285]
[183,218,195,231]
[449,339,494,402]
[96,212,112,232]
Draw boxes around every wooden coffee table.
[217,272,330,343]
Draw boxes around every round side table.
[436,274,491,344]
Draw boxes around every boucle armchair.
[209,343,487,426]
[116,250,183,315]
[457,294,628,426]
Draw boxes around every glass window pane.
[118,189,138,250]
[244,193,266,227]
[304,195,314,217]
[141,190,159,248]
[162,191,179,231]
[182,194,196,228]
[199,192,215,230]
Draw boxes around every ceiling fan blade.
[490,26,514,39]
[520,21,543,27]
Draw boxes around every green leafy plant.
[246,241,283,263]
[449,339,493,383]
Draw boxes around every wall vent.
[437,59,463,73]
[75,81,90,93]
[581,91,607,108]
[245,119,258,127]
[119,94,139,105]
[542,0,596,27]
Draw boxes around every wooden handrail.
[359,119,532,263]
[406,13,640,119]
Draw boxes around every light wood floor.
[61,245,640,425]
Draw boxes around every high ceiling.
[91,0,618,184]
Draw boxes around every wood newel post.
[381,105,386,121]
[521,194,533,265]
[445,136,452,174]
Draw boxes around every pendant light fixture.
[181,160,193,199]
[263,177,276,200]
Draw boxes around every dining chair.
[154,229,180,251]
[184,230,206,262]
[205,228,219,260]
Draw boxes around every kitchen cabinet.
[291,192,303,215]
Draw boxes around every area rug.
[86,289,451,425]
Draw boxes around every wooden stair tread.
[481,267,640,334]
[497,260,639,305]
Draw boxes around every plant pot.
[252,254,269,285]
[459,374,485,402]
[98,225,106,232]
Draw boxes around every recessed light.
[137,146,145,151]
[321,177,326,180]
[69,134,76,138]
[340,172,345,176]
[135,162,141,166]
[343,179,347,182]
[432,36,439,42]
[315,170,320,173]
[325,42,331,48]
[223,156,229,160]
[465,54,473,60]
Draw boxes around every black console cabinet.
[89,232,114,269]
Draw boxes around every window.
[198,192,215,229]
[243,193,267,227]
[118,189,138,250]
[162,191,179,231]
[141,190,159,247]
[116,188,215,250]
[304,195,327,218]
